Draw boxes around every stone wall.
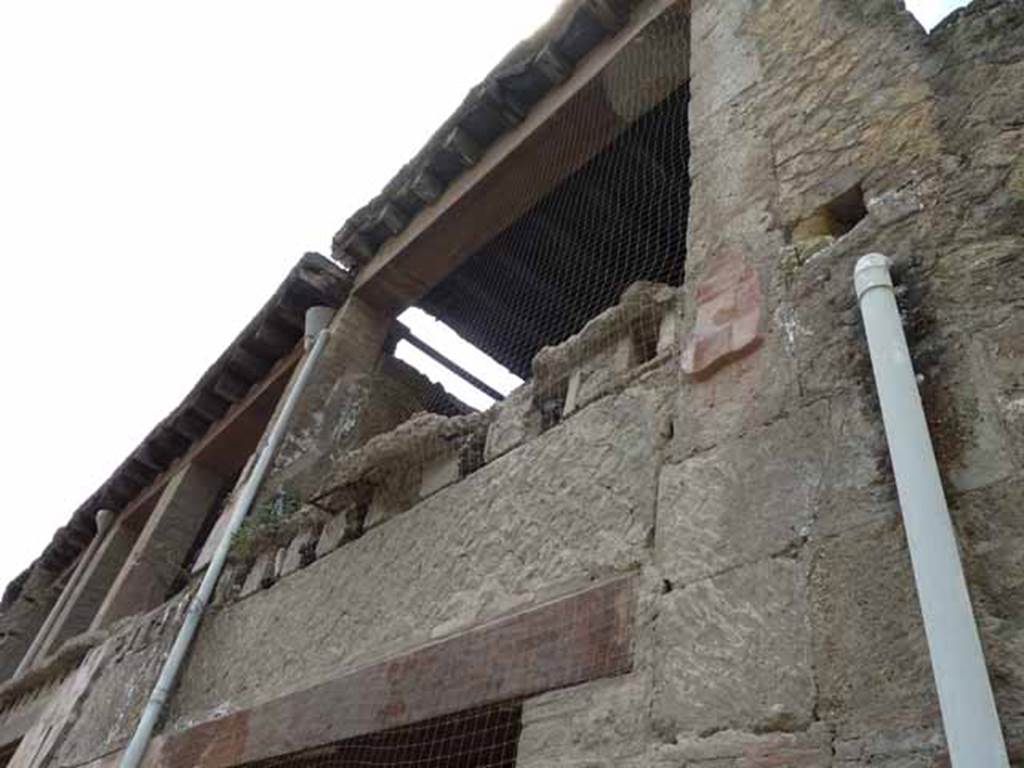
[267,317,469,504]
[6,1,1024,766]
[168,371,673,731]
[647,0,1024,763]
[43,333,676,766]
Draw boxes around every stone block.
[658,397,888,585]
[239,552,275,599]
[562,369,583,417]
[654,723,833,767]
[688,0,762,125]
[654,557,815,736]
[574,336,637,410]
[419,449,460,499]
[272,548,287,580]
[918,327,1022,493]
[212,564,239,607]
[686,127,780,272]
[808,518,937,731]
[314,511,353,560]
[280,530,317,578]
[483,384,541,463]
[866,186,923,226]
[832,725,945,767]
[949,476,1024,719]
[518,674,652,767]
[656,310,678,356]
[364,464,421,531]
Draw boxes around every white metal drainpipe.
[855,254,1009,766]
[14,509,115,678]
[118,305,335,768]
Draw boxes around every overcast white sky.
[0,0,966,591]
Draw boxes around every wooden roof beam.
[351,0,681,315]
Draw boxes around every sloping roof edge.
[2,253,350,609]
[331,0,638,271]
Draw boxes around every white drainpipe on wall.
[14,509,115,678]
[854,254,1009,766]
[118,305,336,768]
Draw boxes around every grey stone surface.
[239,552,275,599]
[950,475,1024,723]
[280,530,317,578]
[562,369,583,417]
[168,386,665,728]
[518,674,652,767]
[656,310,678,356]
[212,564,239,607]
[272,548,287,581]
[574,336,636,411]
[654,556,815,737]
[313,508,361,560]
[832,724,946,767]
[658,395,887,586]
[364,463,420,531]
[0,567,61,683]
[809,518,937,733]
[688,0,761,127]
[653,723,833,767]
[917,327,1021,493]
[483,383,541,463]
[52,599,186,766]
[418,449,459,499]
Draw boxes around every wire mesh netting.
[284,5,693,598]
[240,703,522,768]
[413,7,690,390]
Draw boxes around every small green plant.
[230,488,302,563]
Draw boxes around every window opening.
[417,80,690,379]
[787,182,867,258]
[394,308,523,412]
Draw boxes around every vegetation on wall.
[230,489,325,563]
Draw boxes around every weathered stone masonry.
[1,0,1022,766]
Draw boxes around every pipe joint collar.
[95,508,114,535]
[304,306,335,350]
[854,253,894,302]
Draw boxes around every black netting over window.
[419,77,689,379]
[239,702,522,768]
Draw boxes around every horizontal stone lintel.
[149,574,636,768]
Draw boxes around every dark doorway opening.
[242,702,522,768]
